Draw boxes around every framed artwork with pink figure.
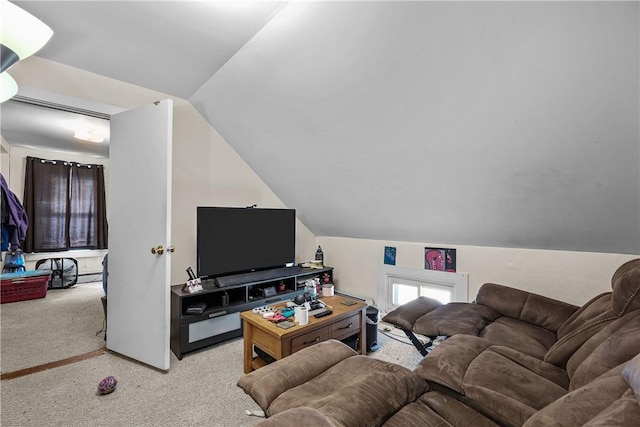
[424,248,456,272]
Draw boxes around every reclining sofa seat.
[237,339,430,425]
[382,258,640,362]
[238,337,640,427]
[413,309,640,427]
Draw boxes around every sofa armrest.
[237,339,357,411]
[475,283,579,332]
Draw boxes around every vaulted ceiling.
[2,1,639,255]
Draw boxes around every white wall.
[1,137,10,177]
[170,99,317,284]
[319,236,637,307]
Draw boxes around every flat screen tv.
[197,207,296,278]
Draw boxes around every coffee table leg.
[360,308,367,354]
[243,320,253,373]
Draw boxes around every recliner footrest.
[382,296,443,330]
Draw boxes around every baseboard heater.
[76,272,103,284]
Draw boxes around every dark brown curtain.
[24,156,108,252]
[24,157,70,251]
[69,164,108,248]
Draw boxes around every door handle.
[167,246,175,253]
[151,245,164,255]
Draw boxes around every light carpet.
[1,283,423,426]
[1,282,106,373]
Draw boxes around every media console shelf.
[170,266,333,359]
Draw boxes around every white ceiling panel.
[15,1,285,99]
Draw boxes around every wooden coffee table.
[241,295,367,373]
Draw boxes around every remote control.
[314,310,333,318]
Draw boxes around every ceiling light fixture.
[74,129,106,143]
[0,0,54,102]
[0,71,17,102]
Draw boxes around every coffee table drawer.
[291,326,330,353]
[330,314,361,340]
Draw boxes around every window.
[23,156,108,252]
[378,265,468,313]
[392,277,453,306]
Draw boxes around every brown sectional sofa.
[382,257,640,361]
[415,311,640,426]
[237,259,640,426]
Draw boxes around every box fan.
[35,258,78,289]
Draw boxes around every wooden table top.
[240,295,367,338]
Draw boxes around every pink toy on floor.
[97,376,117,395]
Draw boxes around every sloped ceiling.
[4,1,640,254]
[192,1,640,254]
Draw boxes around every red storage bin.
[1,271,51,303]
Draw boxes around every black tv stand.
[170,265,333,359]
[215,265,305,287]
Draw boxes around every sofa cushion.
[237,339,358,411]
[546,293,613,367]
[461,350,566,424]
[475,283,578,332]
[568,311,640,390]
[383,392,500,427]
[556,293,612,338]
[478,316,558,359]
[412,303,500,336]
[489,346,570,388]
[414,335,494,394]
[268,355,428,425]
[382,402,452,427]
[381,296,443,331]
[523,362,639,427]
[419,391,500,427]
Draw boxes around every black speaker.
[366,306,379,352]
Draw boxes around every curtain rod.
[12,95,111,121]
[30,157,103,169]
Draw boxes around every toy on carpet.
[97,376,117,395]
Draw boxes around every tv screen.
[197,207,296,278]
